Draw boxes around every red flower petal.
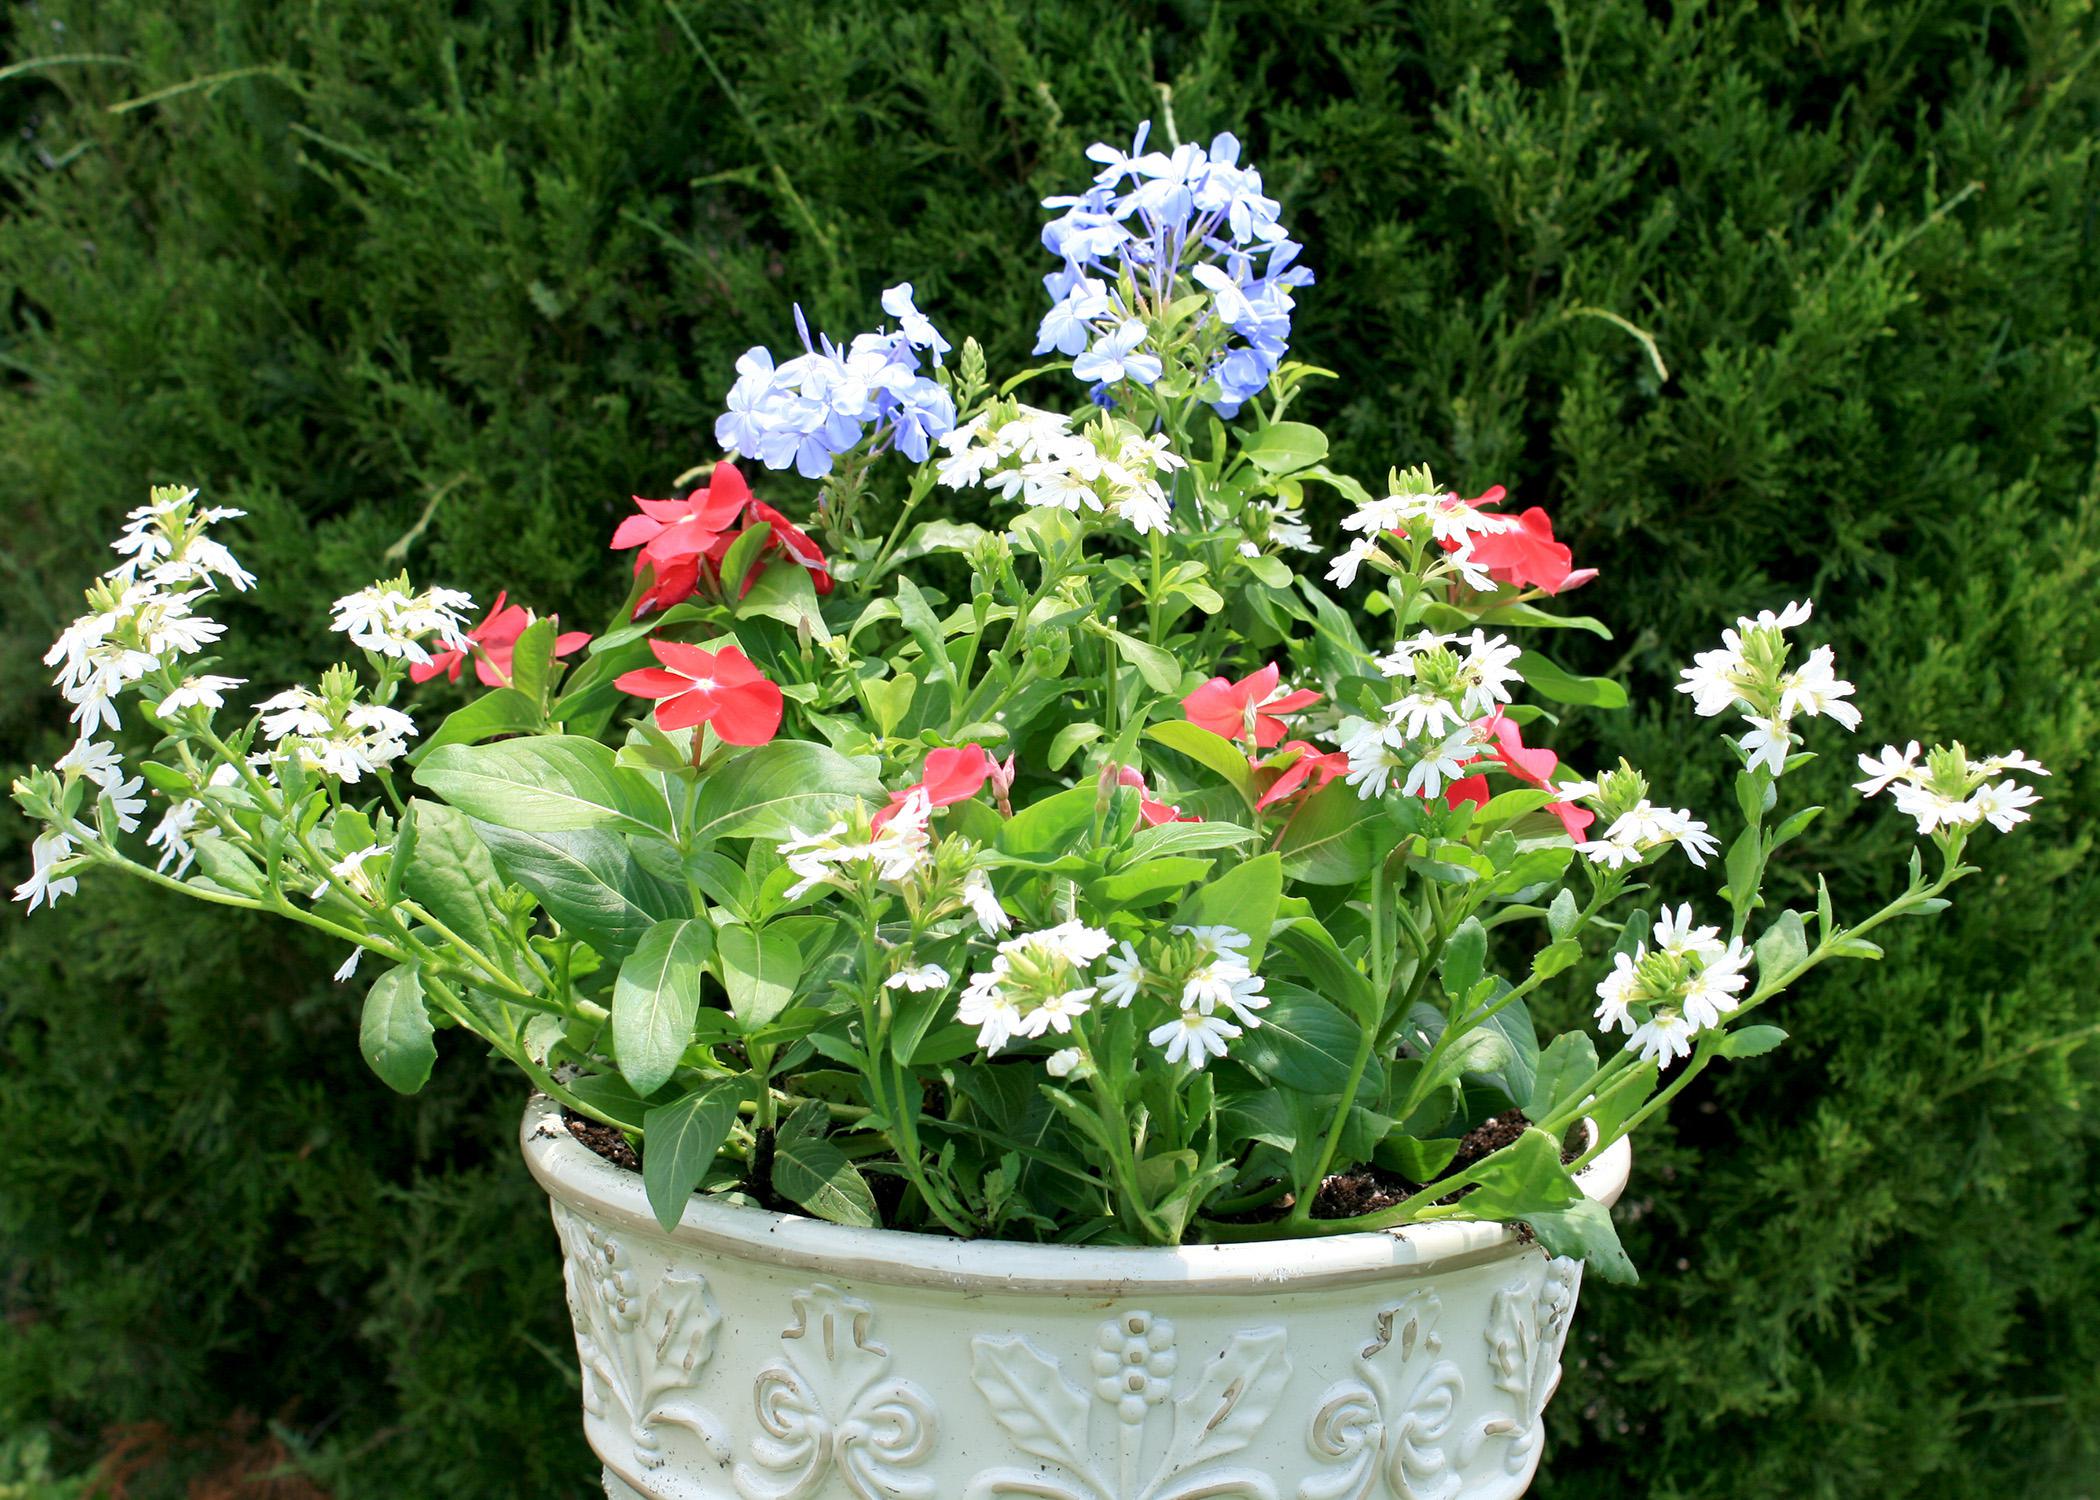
[648,639,719,677]
[615,667,694,698]
[707,678,782,745]
[654,690,718,733]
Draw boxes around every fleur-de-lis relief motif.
[967,1310,1292,1499]
[1464,1257,1584,1477]
[553,1203,728,1470]
[734,1283,938,1500]
[1298,1292,1464,1500]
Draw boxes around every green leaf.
[716,924,803,1030]
[1441,917,1488,1005]
[612,918,714,1097]
[1175,851,1283,970]
[1718,1024,1788,1059]
[738,560,832,641]
[1105,629,1184,696]
[507,616,559,703]
[470,821,683,957]
[190,839,265,897]
[1525,1031,1599,1124]
[1085,857,1212,906]
[1236,986,1361,1093]
[1525,1197,1638,1284]
[1243,420,1329,476]
[1046,721,1104,770]
[1547,888,1581,940]
[689,743,886,844]
[1277,779,1381,885]
[772,1130,878,1227]
[1753,910,1810,979]
[1445,1127,1584,1219]
[417,736,665,837]
[1125,820,1257,861]
[398,801,505,959]
[1586,1058,1659,1140]
[718,522,774,598]
[1269,917,1380,1029]
[360,965,436,1095]
[407,688,545,763]
[1375,1133,1462,1182]
[1514,651,1628,710]
[998,782,1098,862]
[893,574,952,685]
[1144,721,1258,808]
[642,1080,743,1232]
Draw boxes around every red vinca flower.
[1444,713,1593,840]
[1117,765,1194,826]
[1437,491,1596,596]
[614,640,783,745]
[871,743,1001,831]
[1181,662,1321,748]
[611,461,832,617]
[409,591,591,688]
[1254,739,1351,812]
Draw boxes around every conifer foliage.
[0,2,2094,1496]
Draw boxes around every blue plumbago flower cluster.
[716,283,957,479]
[1039,122,1312,416]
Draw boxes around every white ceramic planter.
[521,1097,1630,1500]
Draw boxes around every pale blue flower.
[880,282,951,365]
[1035,275,1112,356]
[1073,320,1162,387]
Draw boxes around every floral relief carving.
[967,1310,1292,1499]
[553,1202,729,1471]
[1298,1292,1464,1500]
[1464,1257,1584,1478]
[733,1283,939,1500]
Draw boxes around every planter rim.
[521,1094,1630,1296]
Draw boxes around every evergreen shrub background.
[1,2,2095,1495]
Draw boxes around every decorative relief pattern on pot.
[1299,1292,1464,1500]
[553,1202,728,1469]
[968,1310,1292,1499]
[1463,1257,1583,1478]
[734,1282,938,1500]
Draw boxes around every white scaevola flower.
[1676,635,1749,718]
[1325,535,1378,588]
[1628,1011,1699,1067]
[1172,925,1268,1028]
[333,948,364,982]
[1965,779,2039,833]
[1593,903,1753,1069]
[958,968,1026,1053]
[102,773,147,834]
[147,799,204,876]
[1778,645,1860,731]
[1044,1047,1084,1079]
[1017,986,1095,1039]
[1341,717,1408,799]
[1738,713,1793,777]
[330,579,475,665]
[1100,942,1145,1007]
[1025,919,1115,967]
[1575,829,1646,870]
[1402,729,1479,799]
[56,737,125,789]
[885,963,952,993]
[1889,780,1977,834]
[962,867,1011,934]
[14,830,81,912]
[318,843,391,902]
[153,674,247,719]
[1977,750,2048,778]
[1854,741,1921,796]
[1148,1009,1241,1068]
[1738,599,1813,634]
[1593,954,1640,1033]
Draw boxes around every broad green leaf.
[772,1130,878,1227]
[1586,1058,1659,1140]
[1144,721,1259,808]
[1236,986,1361,1093]
[1243,420,1329,476]
[1277,779,1381,885]
[1268,916,1379,1029]
[1525,1196,1638,1284]
[1477,989,1540,1107]
[1375,1132,1462,1182]
[1547,888,1581,940]
[718,522,774,597]
[1718,1024,1788,1059]
[399,800,504,959]
[1175,851,1283,970]
[507,616,559,703]
[1441,917,1488,1005]
[407,688,545,763]
[1046,720,1104,770]
[716,924,803,1030]
[1525,1031,1600,1124]
[1085,856,1212,906]
[613,918,714,1097]
[1106,629,1185,696]
[739,561,832,641]
[1124,820,1257,861]
[470,821,683,957]
[418,736,666,837]
[1515,651,1628,710]
[190,839,265,897]
[565,1072,651,1131]
[642,1080,744,1232]
[1443,1127,1584,1220]
[999,782,1099,862]
[689,743,885,843]
[1753,910,1810,979]
[360,965,436,1095]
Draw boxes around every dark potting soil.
[558,1103,1580,1234]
